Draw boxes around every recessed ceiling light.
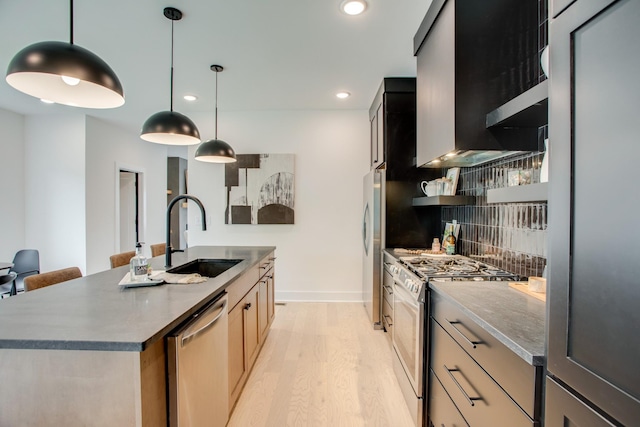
[340,0,367,15]
[336,91,351,99]
[183,95,198,101]
[40,99,55,104]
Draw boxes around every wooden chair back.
[110,251,136,268]
[150,243,166,257]
[23,267,82,292]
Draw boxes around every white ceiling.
[0,0,431,133]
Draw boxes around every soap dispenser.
[130,242,149,282]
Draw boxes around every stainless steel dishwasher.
[167,292,229,427]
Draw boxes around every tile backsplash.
[441,150,547,278]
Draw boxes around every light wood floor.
[227,302,415,427]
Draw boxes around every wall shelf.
[486,183,548,203]
[486,80,549,128]
[412,195,476,207]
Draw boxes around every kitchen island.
[0,245,275,427]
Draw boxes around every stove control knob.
[406,280,417,293]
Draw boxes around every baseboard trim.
[275,290,363,303]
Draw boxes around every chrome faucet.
[166,194,207,267]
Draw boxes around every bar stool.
[23,267,82,292]
[0,272,18,297]
[109,251,136,268]
[151,243,166,257]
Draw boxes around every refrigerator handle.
[363,203,370,255]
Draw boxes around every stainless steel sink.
[167,259,243,278]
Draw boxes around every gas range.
[399,254,518,282]
[385,252,519,305]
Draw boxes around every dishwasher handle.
[181,297,228,347]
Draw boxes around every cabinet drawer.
[382,281,393,306]
[382,297,393,338]
[258,253,275,279]
[429,368,469,427]
[227,263,259,311]
[431,292,538,419]
[431,319,534,427]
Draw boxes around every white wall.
[85,116,168,274]
[24,114,87,273]
[0,108,26,262]
[187,110,370,302]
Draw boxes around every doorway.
[116,166,145,253]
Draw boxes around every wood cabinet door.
[228,303,246,408]
[244,286,260,369]
[258,278,269,339]
[267,272,275,325]
[547,0,640,425]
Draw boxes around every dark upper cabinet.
[369,78,417,174]
[546,0,640,425]
[369,78,441,248]
[413,0,541,168]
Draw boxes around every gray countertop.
[429,280,546,366]
[0,246,275,352]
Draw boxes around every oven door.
[392,280,424,396]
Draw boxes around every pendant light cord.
[170,18,174,112]
[214,71,218,139]
[69,0,74,44]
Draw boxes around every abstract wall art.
[224,154,295,224]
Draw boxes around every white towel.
[149,270,208,284]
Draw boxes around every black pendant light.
[5,0,124,108]
[140,7,200,146]
[195,65,237,163]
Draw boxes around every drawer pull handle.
[384,315,393,326]
[384,285,393,294]
[444,365,481,407]
[446,319,481,349]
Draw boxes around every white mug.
[420,181,429,196]
[421,180,437,197]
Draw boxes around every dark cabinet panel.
[545,378,616,427]
[414,0,540,168]
[369,78,441,248]
[368,78,416,172]
[547,0,640,425]
[429,369,469,427]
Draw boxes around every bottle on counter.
[130,242,149,282]
[432,238,441,252]
[445,224,456,255]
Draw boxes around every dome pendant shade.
[140,7,201,146]
[6,41,125,108]
[140,110,201,145]
[195,138,236,163]
[195,64,237,163]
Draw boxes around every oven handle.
[393,281,419,309]
[444,365,482,406]
[445,319,482,349]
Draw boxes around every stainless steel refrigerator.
[362,169,384,328]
